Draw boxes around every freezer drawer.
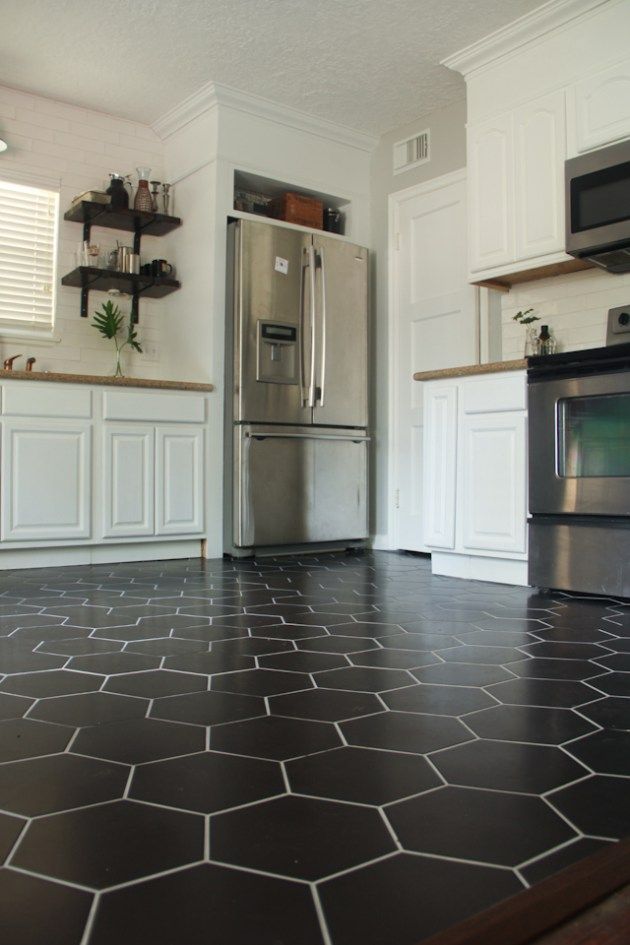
[234,425,369,547]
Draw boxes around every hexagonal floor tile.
[0,670,101,698]
[520,641,611,660]
[508,659,603,681]
[0,692,34,720]
[171,625,251,643]
[382,683,497,716]
[411,662,515,686]
[0,644,66,674]
[210,668,313,697]
[104,670,207,699]
[0,718,72,762]
[565,729,630,775]
[313,666,416,693]
[318,852,522,945]
[587,673,630,697]
[131,750,284,812]
[37,637,123,657]
[209,614,281,630]
[67,651,161,675]
[297,635,380,654]
[270,687,382,722]
[72,717,205,764]
[452,629,533,647]
[10,624,92,645]
[433,740,586,793]
[211,794,395,880]
[593,653,630,671]
[380,632,458,650]
[341,711,472,755]
[258,650,348,673]
[27,691,149,727]
[578,696,630,730]
[89,863,322,945]
[464,704,597,744]
[125,638,209,657]
[386,785,575,866]
[39,606,134,629]
[0,812,25,863]
[287,745,440,805]
[163,651,255,675]
[0,753,128,816]
[211,714,341,761]
[0,868,93,945]
[436,644,525,665]
[151,690,265,726]
[348,648,440,670]
[486,677,597,708]
[251,624,329,641]
[550,775,630,838]
[12,799,203,889]
[521,837,612,885]
[211,636,295,656]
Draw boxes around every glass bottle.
[538,324,557,356]
[106,174,130,210]
[133,167,154,213]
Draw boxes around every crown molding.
[441,0,611,76]
[152,80,377,152]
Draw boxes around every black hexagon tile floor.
[0,551,628,945]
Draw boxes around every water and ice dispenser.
[256,320,299,384]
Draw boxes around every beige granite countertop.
[0,370,213,392]
[413,359,527,382]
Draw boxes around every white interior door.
[390,171,477,552]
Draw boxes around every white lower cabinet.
[423,370,528,585]
[1,420,91,541]
[103,426,155,538]
[156,427,204,535]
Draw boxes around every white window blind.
[0,179,59,326]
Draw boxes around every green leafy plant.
[92,300,142,376]
[512,308,540,325]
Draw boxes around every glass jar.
[133,167,154,213]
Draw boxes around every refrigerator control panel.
[256,320,299,384]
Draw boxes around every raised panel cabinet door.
[468,115,514,273]
[102,426,155,538]
[514,91,567,260]
[575,58,630,153]
[422,384,458,550]
[156,426,204,535]
[1,421,91,541]
[461,412,527,555]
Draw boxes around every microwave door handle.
[308,244,317,408]
[318,246,326,407]
[299,249,308,405]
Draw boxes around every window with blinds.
[0,179,59,327]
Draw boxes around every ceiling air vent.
[393,130,430,175]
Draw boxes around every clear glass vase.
[524,326,540,357]
[113,346,124,377]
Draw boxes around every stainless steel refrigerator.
[224,218,369,555]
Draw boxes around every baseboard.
[431,551,529,586]
[0,540,203,572]
[370,533,396,550]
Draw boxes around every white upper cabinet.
[468,116,514,273]
[573,57,630,154]
[514,91,566,261]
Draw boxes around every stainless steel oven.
[528,328,630,596]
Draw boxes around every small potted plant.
[513,308,540,356]
[91,299,142,376]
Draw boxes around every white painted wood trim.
[387,169,468,551]
[0,540,203,571]
[152,81,378,152]
[441,0,610,77]
[431,551,529,586]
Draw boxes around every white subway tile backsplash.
[0,83,170,378]
[502,269,630,357]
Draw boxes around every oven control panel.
[607,304,630,344]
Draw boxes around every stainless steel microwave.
[565,138,630,273]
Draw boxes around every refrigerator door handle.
[308,244,317,408]
[318,246,327,407]
[245,432,371,443]
[299,249,308,405]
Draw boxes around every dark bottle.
[538,324,556,356]
[106,174,130,210]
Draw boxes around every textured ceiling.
[0,0,542,135]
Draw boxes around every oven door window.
[558,393,630,477]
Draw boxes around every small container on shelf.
[270,192,324,229]
[538,324,557,356]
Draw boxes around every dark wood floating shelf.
[61,267,180,321]
[64,201,182,238]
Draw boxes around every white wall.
[369,100,467,544]
[0,84,167,377]
[501,269,630,359]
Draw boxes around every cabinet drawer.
[103,390,205,423]
[463,373,526,414]
[2,383,92,419]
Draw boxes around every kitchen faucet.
[3,354,21,370]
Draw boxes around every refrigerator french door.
[225,218,369,553]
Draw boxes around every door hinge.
[394,488,400,509]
